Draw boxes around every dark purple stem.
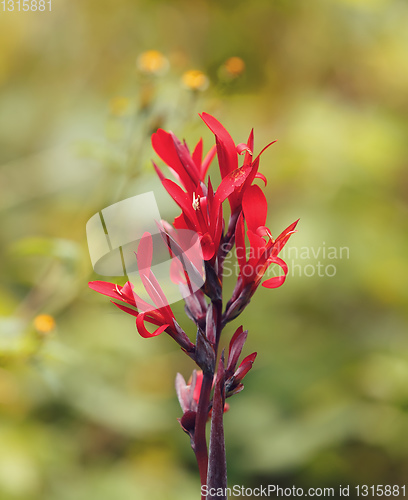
[207,355,227,500]
[193,370,213,499]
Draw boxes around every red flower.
[89,232,183,340]
[223,186,298,323]
[152,118,258,261]
[152,128,216,194]
[200,112,272,215]
[236,184,299,291]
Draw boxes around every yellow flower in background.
[224,57,245,77]
[181,70,209,91]
[218,56,246,82]
[137,50,169,75]
[33,314,56,335]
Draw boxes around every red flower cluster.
[88,112,298,495]
[89,113,297,339]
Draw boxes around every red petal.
[212,202,223,252]
[162,179,198,230]
[193,371,203,403]
[243,129,254,168]
[256,140,277,159]
[152,129,197,191]
[200,145,216,180]
[175,137,201,184]
[236,143,252,155]
[235,213,247,274]
[111,300,139,318]
[242,185,267,232]
[199,232,215,261]
[89,281,126,302]
[152,161,166,183]
[234,352,257,381]
[173,212,191,230]
[136,312,169,338]
[192,138,203,169]
[242,140,276,191]
[273,219,299,255]
[254,172,267,186]
[262,257,289,288]
[227,326,248,374]
[262,275,286,288]
[214,165,252,208]
[247,230,267,266]
[136,232,153,274]
[170,258,185,285]
[200,113,238,178]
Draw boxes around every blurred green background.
[1,0,408,498]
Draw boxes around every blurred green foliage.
[1,0,408,498]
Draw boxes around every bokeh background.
[1,0,408,498]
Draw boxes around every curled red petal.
[262,275,286,288]
[262,257,289,289]
[136,312,169,338]
[254,172,267,186]
[236,143,252,155]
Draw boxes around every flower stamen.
[265,228,275,244]
[192,193,201,211]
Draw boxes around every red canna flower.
[236,184,299,290]
[153,135,254,262]
[88,112,299,496]
[89,233,194,352]
[152,128,216,194]
[224,185,298,323]
[200,112,272,216]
